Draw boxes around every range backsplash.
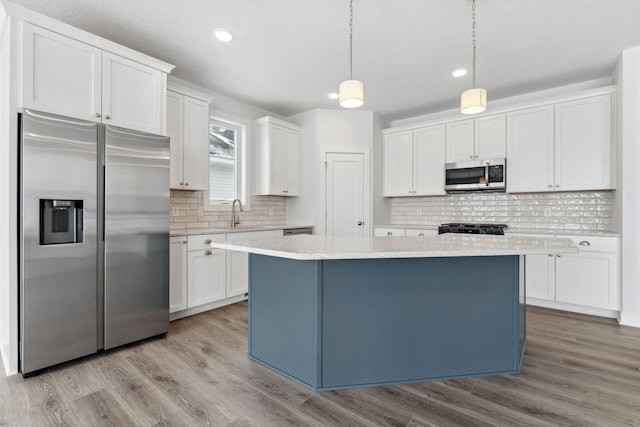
[390,191,613,232]
[170,190,286,233]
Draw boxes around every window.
[206,116,247,210]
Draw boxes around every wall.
[286,109,389,235]
[170,192,286,233]
[616,47,640,327]
[389,191,613,232]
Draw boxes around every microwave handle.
[484,164,490,186]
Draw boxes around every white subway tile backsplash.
[169,190,287,232]
[389,191,613,232]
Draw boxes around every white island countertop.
[212,234,578,260]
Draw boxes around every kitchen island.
[213,234,577,391]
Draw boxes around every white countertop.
[374,224,620,237]
[212,234,578,260]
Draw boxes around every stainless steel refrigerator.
[19,109,170,375]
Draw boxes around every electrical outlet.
[171,207,179,216]
[269,208,274,216]
[198,207,204,216]
[544,208,552,217]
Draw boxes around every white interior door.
[325,152,365,237]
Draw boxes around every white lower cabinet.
[226,230,283,297]
[169,236,188,313]
[517,233,620,316]
[187,236,226,307]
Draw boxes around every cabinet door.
[182,96,210,190]
[167,91,184,189]
[269,124,286,195]
[102,52,163,134]
[383,131,413,196]
[507,105,555,193]
[187,248,226,307]
[555,95,612,191]
[227,230,282,297]
[22,23,102,121]
[555,252,619,310]
[284,128,299,196]
[523,253,555,301]
[474,114,506,160]
[445,119,474,163]
[169,237,187,313]
[413,125,446,196]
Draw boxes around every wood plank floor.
[2,302,640,426]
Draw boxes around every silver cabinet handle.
[179,182,184,185]
[357,221,363,226]
[204,250,212,256]
[95,113,101,118]
[548,254,553,257]
[469,155,473,159]
[185,182,189,186]
[555,184,560,188]
[182,240,187,244]
[387,232,393,236]
[579,241,591,246]
[418,233,425,237]
[548,185,552,188]
[105,114,110,120]
[556,254,562,258]
[204,239,212,245]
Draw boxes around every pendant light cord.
[349,0,354,80]
[471,0,477,89]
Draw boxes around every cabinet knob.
[357,221,364,226]
[555,184,560,188]
[179,182,184,185]
[548,254,553,257]
[579,240,591,246]
[469,155,474,159]
[105,114,111,120]
[548,185,552,188]
[182,241,187,244]
[204,250,212,256]
[95,113,101,118]
[418,233,425,237]
[387,232,393,236]
[185,182,189,186]
[204,239,212,245]
[557,254,562,258]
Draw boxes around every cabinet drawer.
[187,233,226,251]
[563,235,619,253]
[405,228,437,237]
[374,227,406,237]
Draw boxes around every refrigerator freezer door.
[104,125,170,349]
[20,110,98,374]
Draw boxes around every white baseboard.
[526,298,619,320]
[1,343,17,377]
[170,294,247,321]
[620,312,640,328]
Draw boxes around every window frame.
[203,113,250,212]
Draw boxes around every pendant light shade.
[339,79,364,108]
[461,88,487,114]
[339,0,363,109]
[460,0,487,114]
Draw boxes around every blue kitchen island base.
[248,254,525,391]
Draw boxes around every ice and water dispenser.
[39,199,84,245]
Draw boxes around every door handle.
[357,221,363,226]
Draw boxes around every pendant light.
[460,0,487,114]
[339,0,363,108]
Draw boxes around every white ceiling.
[8,0,640,121]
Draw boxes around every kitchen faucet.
[231,198,243,227]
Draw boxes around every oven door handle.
[484,163,490,186]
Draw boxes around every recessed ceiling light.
[328,92,340,100]
[213,29,234,42]
[451,68,468,77]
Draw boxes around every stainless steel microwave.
[444,158,506,193]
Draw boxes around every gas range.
[438,223,508,236]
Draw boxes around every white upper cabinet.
[445,115,506,163]
[507,105,555,193]
[101,52,163,134]
[507,94,613,193]
[167,85,211,191]
[474,114,507,160]
[21,22,172,135]
[554,94,613,191]
[445,120,474,163]
[22,23,102,121]
[253,116,300,196]
[383,125,446,197]
[383,130,413,196]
